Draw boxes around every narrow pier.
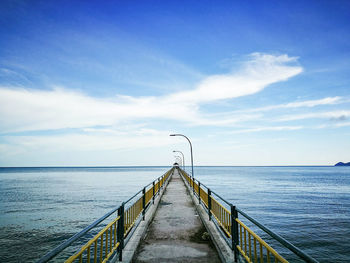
[38,167,319,263]
[133,170,220,263]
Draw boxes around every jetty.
[133,169,221,263]
[37,166,319,263]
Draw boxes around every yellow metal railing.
[199,186,208,208]
[145,186,153,205]
[40,167,317,263]
[154,179,159,193]
[65,216,120,263]
[178,168,289,263]
[193,180,198,195]
[123,168,173,237]
[211,197,231,237]
[124,197,143,236]
[62,167,174,263]
[182,170,192,185]
[236,219,288,263]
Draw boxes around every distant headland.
[335,162,350,166]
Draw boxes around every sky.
[0,0,349,166]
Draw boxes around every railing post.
[192,176,195,194]
[208,188,212,221]
[142,187,146,220]
[117,203,124,261]
[198,181,201,204]
[231,204,239,262]
[158,178,160,195]
[152,181,155,204]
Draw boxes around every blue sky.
[0,0,349,166]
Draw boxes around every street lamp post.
[173,150,185,171]
[170,134,194,184]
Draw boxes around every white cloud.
[335,122,350,127]
[166,53,302,104]
[244,96,342,113]
[228,126,303,134]
[190,96,344,127]
[313,121,350,129]
[278,110,350,122]
[283,97,342,108]
[0,53,302,133]
[0,86,197,132]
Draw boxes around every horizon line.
[0,164,340,169]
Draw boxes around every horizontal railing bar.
[236,208,319,263]
[193,178,209,189]
[188,173,231,206]
[37,204,120,263]
[178,167,319,263]
[236,218,287,263]
[142,169,170,189]
[65,216,121,263]
[124,189,143,204]
[143,181,154,189]
[125,169,171,204]
[210,190,232,206]
[38,167,174,263]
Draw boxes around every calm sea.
[0,166,349,262]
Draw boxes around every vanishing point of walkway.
[133,170,221,262]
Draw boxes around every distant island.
[335,162,350,166]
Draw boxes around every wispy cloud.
[0,53,303,133]
[245,96,343,113]
[196,96,345,126]
[335,122,350,127]
[0,86,193,133]
[277,110,350,122]
[0,67,34,87]
[166,53,302,104]
[228,125,303,134]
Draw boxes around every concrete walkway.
[133,170,221,263]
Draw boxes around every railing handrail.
[37,204,121,263]
[237,208,319,263]
[211,189,232,207]
[189,172,232,207]
[37,167,174,263]
[177,167,319,263]
[193,178,209,189]
[124,189,143,204]
[124,170,169,204]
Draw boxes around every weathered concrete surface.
[133,170,221,263]
[111,174,171,263]
[183,177,236,263]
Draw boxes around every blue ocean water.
[0,166,349,262]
